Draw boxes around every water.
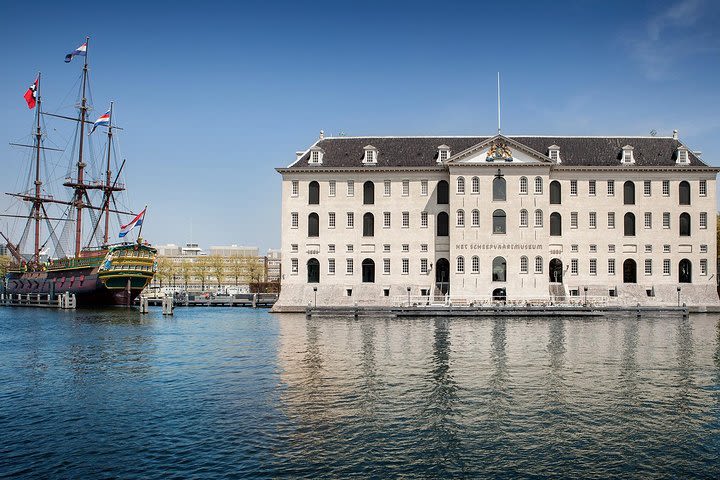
[1,308,719,478]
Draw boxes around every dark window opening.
[550,181,561,204]
[363,181,374,205]
[308,213,319,237]
[437,212,449,236]
[363,212,374,237]
[362,259,375,283]
[623,181,635,205]
[309,181,320,205]
[437,180,449,205]
[550,212,562,236]
[307,258,320,283]
[624,212,635,236]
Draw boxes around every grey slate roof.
[286,136,708,169]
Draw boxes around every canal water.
[0,308,718,478]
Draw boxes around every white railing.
[393,295,609,308]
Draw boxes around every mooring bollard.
[139,296,149,314]
[162,295,174,315]
[252,293,257,309]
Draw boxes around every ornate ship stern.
[97,243,157,305]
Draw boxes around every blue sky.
[1,0,719,253]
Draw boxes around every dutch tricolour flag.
[89,109,111,135]
[119,208,146,239]
[65,42,87,63]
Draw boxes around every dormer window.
[676,146,689,165]
[437,145,451,163]
[308,147,324,165]
[548,145,561,163]
[621,145,635,164]
[363,145,378,164]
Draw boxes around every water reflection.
[546,318,566,404]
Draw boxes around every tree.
[180,259,192,290]
[194,257,210,292]
[209,255,225,288]
[155,257,173,288]
[0,255,10,277]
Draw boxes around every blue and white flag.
[64,42,87,63]
[89,109,111,135]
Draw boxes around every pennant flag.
[23,77,38,109]
[64,42,87,63]
[89,109,111,135]
[119,208,146,238]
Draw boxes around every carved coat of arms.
[486,141,513,162]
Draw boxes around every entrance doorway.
[436,258,450,295]
[679,259,692,283]
[623,259,637,283]
[549,258,563,283]
[492,288,506,301]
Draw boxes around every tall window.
[421,211,428,228]
[309,181,320,205]
[384,180,391,196]
[550,212,562,236]
[347,180,354,196]
[679,213,691,236]
[437,212,449,236]
[519,177,528,194]
[363,181,374,205]
[493,177,506,201]
[520,256,528,273]
[363,213,374,237]
[589,212,597,229]
[456,256,465,273]
[700,212,707,229]
[383,212,391,228]
[472,256,479,273]
[437,180,449,204]
[307,258,320,283]
[346,258,354,275]
[550,181,561,204]
[421,180,428,196]
[607,180,615,196]
[456,210,465,227]
[589,180,596,196]
[570,180,578,196]
[329,212,336,228]
[472,209,480,227]
[329,180,336,196]
[662,180,670,196]
[644,212,652,229]
[679,181,691,205]
[402,212,409,228]
[700,180,707,196]
[472,177,480,194]
[328,258,335,274]
[608,212,615,229]
[534,177,543,195]
[347,212,354,228]
[362,259,375,283]
[520,209,528,228]
[534,209,543,228]
[308,213,319,237]
[493,210,506,234]
[535,256,543,273]
[571,212,578,229]
[624,212,635,236]
[492,256,507,281]
[402,180,410,196]
[644,180,651,196]
[457,177,465,194]
[291,212,299,228]
[623,181,635,205]
[291,180,299,196]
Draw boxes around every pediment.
[447,135,554,164]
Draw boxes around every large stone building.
[275,132,719,310]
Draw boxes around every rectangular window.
[663,259,670,275]
[589,180,596,196]
[645,259,652,275]
[328,244,335,253]
[608,212,615,229]
[520,256,528,273]
[383,244,391,253]
[535,256,543,273]
[402,212,410,228]
[291,244,298,253]
[589,244,597,253]
[329,212,336,228]
[700,212,707,229]
[571,244,578,253]
[662,180,670,196]
[644,180,651,196]
[421,244,428,252]
[700,180,707,196]
[384,180,391,196]
[383,212,391,228]
[291,212,299,228]
[645,244,652,253]
[291,180,299,196]
[328,258,335,275]
[347,212,354,228]
[402,180,410,196]
[402,258,409,274]
[347,181,354,197]
[700,244,708,253]
[420,211,428,228]
[383,258,390,274]
[329,180,336,197]
[291,258,298,274]
[346,258,353,275]
[607,180,614,196]
[421,180,428,196]
[590,258,597,275]
[701,259,708,275]
[663,245,671,253]
[570,180,578,196]
[571,212,578,229]
[346,244,353,253]
[589,212,597,229]
[571,258,578,275]
[663,212,670,229]
[608,244,615,253]
[608,258,615,275]
[644,212,652,229]
[421,258,428,274]
[402,244,409,252]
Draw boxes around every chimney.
[672,129,678,140]
[319,129,325,140]
[295,151,304,160]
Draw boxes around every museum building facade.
[275,132,719,309]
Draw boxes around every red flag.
[24,77,38,109]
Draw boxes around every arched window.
[550,181,561,204]
[362,258,375,283]
[550,212,562,236]
[308,213,319,237]
[309,181,320,205]
[457,256,465,273]
[437,212,449,236]
[535,209,543,227]
[471,256,479,273]
[679,181,691,205]
[307,258,320,283]
[492,256,507,282]
[535,256,543,273]
[520,256,528,273]
[456,209,465,227]
[471,177,480,194]
[457,177,465,194]
[535,177,543,195]
[519,176,528,195]
[624,212,635,236]
[679,259,692,283]
[437,180,449,205]
[624,181,635,205]
[679,212,691,236]
[471,209,480,227]
[493,209,506,234]
[493,177,506,201]
[363,212,374,237]
[520,209,528,227]
[363,181,374,205]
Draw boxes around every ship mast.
[73,36,90,257]
[32,72,43,264]
[103,101,114,244]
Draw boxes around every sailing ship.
[1,37,156,306]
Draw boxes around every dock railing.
[393,295,609,309]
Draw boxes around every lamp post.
[677,286,681,307]
[583,286,588,306]
[407,287,411,307]
[313,286,317,308]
